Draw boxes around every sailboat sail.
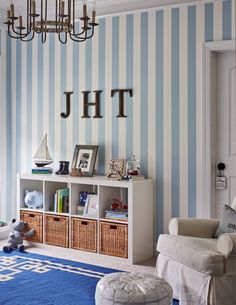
[33,134,53,167]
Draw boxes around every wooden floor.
[0,239,156,273]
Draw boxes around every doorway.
[202,40,236,219]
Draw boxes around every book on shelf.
[53,188,69,213]
[32,167,53,174]
[83,194,98,218]
[104,210,128,221]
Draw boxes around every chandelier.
[4,1,99,44]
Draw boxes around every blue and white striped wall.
[0,0,235,237]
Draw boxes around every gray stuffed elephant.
[3,218,35,253]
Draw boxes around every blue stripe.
[16,40,21,174]
[85,38,92,144]
[188,6,196,217]
[205,3,214,42]
[6,35,12,220]
[222,0,232,40]
[112,16,119,158]
[60,43,67,160]
[98,18,106,175]
[141,12,148,178]
[37,35,43,142]
[171,8,180,218]
[73,41,79,147]
[27,41,33,172]
[126,14,134,160]
[49,34,55,157]
[156,10,164,237]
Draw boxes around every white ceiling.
[0,0,202,25]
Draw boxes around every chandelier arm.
[20,31,35,42]
[41,32,47,43]
[59,32,68,44]
[68,32,88,42]
[9,22,31,38]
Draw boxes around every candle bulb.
[61,1,65,15]
[92,11,96,23]
[7,10,10,19]
[83,4,87,17]
[10,4,14,18]
[32,0,36,14]
[19,16,23,27]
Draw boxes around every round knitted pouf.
[95,272,173,305]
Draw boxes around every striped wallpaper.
[0,0,235,238]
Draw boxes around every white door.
[215,51,236,218]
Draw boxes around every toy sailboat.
[33,134,53,167]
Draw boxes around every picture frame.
[106,159,126,180]
[70,145,98,177]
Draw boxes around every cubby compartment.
[44,181,69,213]
[44,214,69,247]
[19,179,44,211]
[99,221,128,258]
[20,210,43,243]
[71,217,97,252]
[70,183,98,216]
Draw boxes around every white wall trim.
[202,40,236,218]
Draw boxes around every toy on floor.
[3,218,35,253]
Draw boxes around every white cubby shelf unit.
[17,173,154,264]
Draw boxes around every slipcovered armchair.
[155,197,236,305]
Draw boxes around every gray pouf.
[95,272,173,305]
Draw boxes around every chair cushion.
[157,234,224,276]
[214,204,236,237]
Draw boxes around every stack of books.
[53,188,69,213]
[32,167,53,174]
[105,210,128,222]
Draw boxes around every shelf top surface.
[18,173,152,187]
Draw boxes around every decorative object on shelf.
[126,155,140,176]
[83,194,98,218]
[24,190,43,209]
[106,159,126,180]
[3,218,35,253]
[4,1,99,44]
[71,145,98,177]
[33,134,53,168]
[55,161,70,175]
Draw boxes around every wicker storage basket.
[44,214,69,247]
[99,221,128,258]
[20,211,43,243]
[71,218,97,252]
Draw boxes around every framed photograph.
[106,159,126,180]
[71,145,98,177]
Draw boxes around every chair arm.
[168,218,220,238]
[217,233,236,256]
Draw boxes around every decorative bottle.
[126,155,140,176]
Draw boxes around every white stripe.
[119,15,126,159]
[54,38,61,164]
[148,11,156,180]
[196,3,205,217]
[214,0,222,41]
[78,38,86,145]
[21,43,27,172]
[32,39,38,162]
[133,13,141,162]
[163,8,172,233]
[232,0,235,39]
[104,17,112,172]
[11,39,17,213]
[179,6,188,219]
[66,39,73,162]
[92,22,99,146]
[43,39,49,139]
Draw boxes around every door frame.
[202,40,235,218]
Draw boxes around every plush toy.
[3,218,35,253]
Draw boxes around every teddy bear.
[3,218,35,253]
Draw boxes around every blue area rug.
[0,251,179,305]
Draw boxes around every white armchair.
[155,199,236,305]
